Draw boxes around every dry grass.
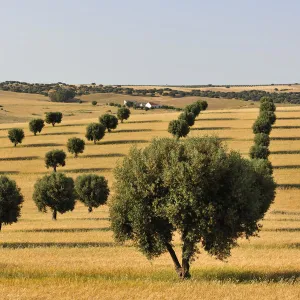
[0,92,299,299]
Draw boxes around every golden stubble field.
[0,92,299,299]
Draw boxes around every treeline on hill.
[1,81,300,104]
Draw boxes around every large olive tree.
[0,176,23,231]
[99,114,118,132]
[109,137,276,279]
[33,173,75,220]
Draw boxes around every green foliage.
[29,119,45,136]
[252,117,272,134]
[109,137,276,279]
[85,123,106,144]
[254,133,270,147]
[197,100,208,111]
[260,101,276,112]
[45,149,66,172]
[168,120,190,139]
[92,101,97,106]
[45,112,63,126]
[178,111,195,127]
[260,96,273,104]
[0,176,23,230]
[99,114,118,132]
[249,144,270,159]
[185,103,201,117]
[260,111,276,125]
[33,173,75,220]
[8,128,24,147]
[48,88,75,102]
[75,174,109,212]
[67,137,85,157]
[117,107,131,123]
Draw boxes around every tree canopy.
[48,88,75,102]
[109,137,276,279]
[8,128,25,147]
[45,112,63,126]
[67,137,85,157]
[178,111,195,127]
[29,119,45,136]
[168,120,190,139]
[117,107,131,123]
[45,149,66,172]
[75,174,109,212]
[85,123,106,144]
[33,173,75,220]
[0,176,23,231]
[99,114,118,132]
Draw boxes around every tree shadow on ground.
[99,140,148,145]
[0,156,39,161]
[63,168,111,173]
[0,171,20,175]
[0,242,118,249]
[82,153,125,158]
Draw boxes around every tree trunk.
[75,153,78,158]
[14,143,17,147]
[52,210,57,220]
[181,258,191,279]
[108,128,111,132]
[53,166,57,172]
[94,139,96,144]
[88,206,93,213]
[0,222,2,231]
[34,132,36,136]
[52,123,55,127]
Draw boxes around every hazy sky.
[1,0,299,85]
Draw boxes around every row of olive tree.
[0,172,109,226]
[7,112,63,146]
[250,97,276,160]
[168,100,208,139]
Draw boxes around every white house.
[145,102,161,109]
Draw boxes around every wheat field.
[0,92,299,299]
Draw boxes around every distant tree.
[85,123,106,144]
[48,88,75,102]
[260,101,276,112]
[99,114,118,132]
[8,128,24,147]
[109,137,276,279]
[45,149,66,172]
[260,96,273,104]
[185,103,201,117]
[168,120,190,139]
[178,111,195,127]
[33,173,75,220]
[252,117,272,135]
[75,174,110,212]
[197,100,208,111]
[117,107,131,123]
[67,137,85,158]
[249,144,270,160]
[0,176,23,231]
[45,112,63,126]
[260,111,276,125]
[92,101,97,106]
[29,119,45,136]
[254,133,270,147]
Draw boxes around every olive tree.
[185,103,201,117]
[109,137,276,279]
[178,111,195,127]
[252,117,272,135]
[8,128,25,147]
[33,173,75,220]
[99,114,118,132]
[45,112,63,126]
[75,174,109,212]
[85,123,106,144]
[67,137,85,157]
[92,101,97,106]
[168,120,190,139]
[260,101,276,112]
[249,144,270,159]
[45,149,66,172]
[197,100,208,111]
[117,107,131,123]
[29,119,45,136]
[0,176,23,231]
[260,111,276,125]
[254,133,270,147]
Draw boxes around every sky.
[0,0,299,85]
